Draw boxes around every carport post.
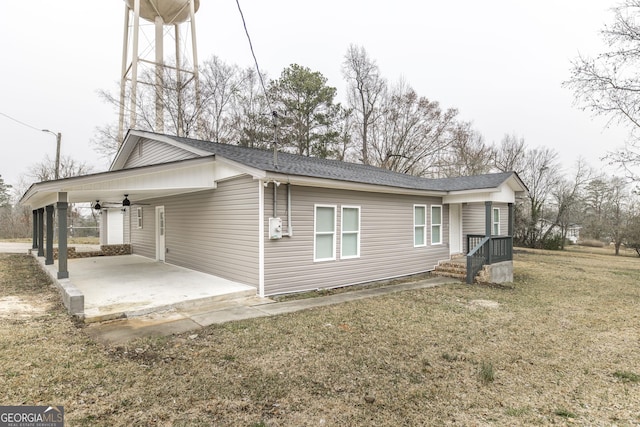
[56,194,69,279]
[32,210,38,249]
[37,208,44,257]
[45,205,54,265]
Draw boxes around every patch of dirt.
[468,299,500,309]
[0,295,51,318]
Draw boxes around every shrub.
[541,234,563,250]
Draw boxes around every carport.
[20,154,259,321]
[20,156,219,281]
[35,252,256,322]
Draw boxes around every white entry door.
[106,209,124,244]
[449,204,463,255]
[156,206,165,262]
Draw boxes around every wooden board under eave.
[263,185,450,296]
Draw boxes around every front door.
[449,204,463,255]
[156,206,165,262]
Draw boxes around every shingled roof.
[166,134,521,193]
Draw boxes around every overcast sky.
[0,0,630,189]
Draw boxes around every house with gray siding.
[22,130,527,297]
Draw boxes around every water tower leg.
[189,0,202,139]
[129,0,141,130]
[175,24,183,136]
[118,3,130,144]
[155,15,164,134]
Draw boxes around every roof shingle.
[168,134,519,193]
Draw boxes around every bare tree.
[199,57,246,144]
[25,154,93,183]
[230,68,273,149]
[494,133,527,174]
[515,147,562,247]
[342,45,387,165]
[369,80,459,176]
[608,177,631,254]
[546,159,593,248]
[438,122,494,177]
[564,1,640,179]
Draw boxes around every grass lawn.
[1,247,639,426]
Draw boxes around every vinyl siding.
[129,175,260,286]
[123,137,198,169]
[263,185,449,295]
[462,202,509,252]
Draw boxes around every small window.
[136,207,143,229]
[431,205,442,245]
[341,206,360,259]
[493,207,500,235]
[314,205,336,261]
[414,205,426,247]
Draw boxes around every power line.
[0,112,42,132]
[234,0,274,113]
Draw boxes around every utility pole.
[42,129,61,180]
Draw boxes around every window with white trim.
[493,207,500,235]
[341,206,360,258]
[414,205,426,247]
[136,207,143,229]
[431,205,442,245]
[314,205,336,261]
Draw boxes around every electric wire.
[0,112,43,132]
[234,0,274,114]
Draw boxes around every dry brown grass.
[1,249,639,426]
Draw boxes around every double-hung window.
[414,205,427,247]
[431,205,442,245]
[341,206,360,258]
[136,207,143,229]
[493,207,500,235]
[314,205,336,261]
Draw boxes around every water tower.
[118,0,201,142]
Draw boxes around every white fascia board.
[214,156,267,181]
[109,131,140,170]
[443,183,516,204]
[22,157,217,208]
[443,189,497,204]
[262,173,446,197]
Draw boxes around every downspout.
[286,183,293,236]
[273,181,277,218]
